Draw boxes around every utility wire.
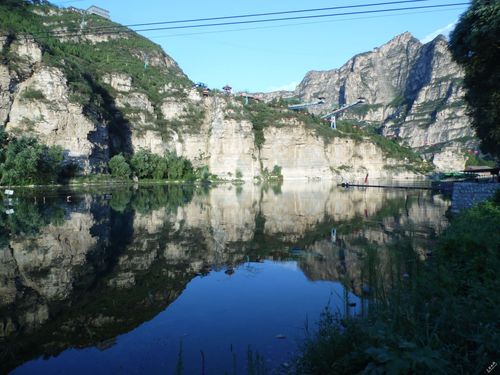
[15,0,453,38]
[52,0,434,33]
[17,0,433,39]
[15,2,469,41]
[131,3,468,33]
[147,6,465,42]
[148,7,464,58]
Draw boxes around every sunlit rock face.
[1,26,430,180]
[262,33,476,171]
[5,66,109,172]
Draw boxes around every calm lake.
[0,181,450,374]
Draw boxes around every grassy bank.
[296,192,500,374]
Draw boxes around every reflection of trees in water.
[109,184,195,214]
[0,197,65,245]
[0,185,200,373]
[0,185,448,373]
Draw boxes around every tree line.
[0,129,202,186]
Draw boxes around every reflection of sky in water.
[13,261,358,375]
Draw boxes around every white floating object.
[5,209,14,215]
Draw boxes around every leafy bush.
[0,137,63,185]
[128,149,195,181]
[130,149,161,179]
[108,154,131,179]
[20,88,46,101]
[262,164,283,180]
[465,153,497,167]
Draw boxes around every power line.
[57,0,434,32]
[131,3,469,33]
[16,0,451,38]
[16,2,469,41]
[18,0,433,39]
[146,6,466,58]
[147,6,466,42]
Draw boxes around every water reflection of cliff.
[0,182,449,373]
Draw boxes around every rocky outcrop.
[262,33,477,171]
[260,124,417,180]
[5,66,109,172]
[0,8,433,179]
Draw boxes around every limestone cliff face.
[0,7,431,179]
[263,33,476,171]
[6,66,109,172]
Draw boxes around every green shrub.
[108,153,131,179]
[130,149,161,179]
[0,137,63,185]
[128,149,195,181]
[20,88,46,101]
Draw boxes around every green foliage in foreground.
[449,0,500,158]
[297,196,500,374]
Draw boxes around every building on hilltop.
[67,6,85,15]
[86,5,110,19]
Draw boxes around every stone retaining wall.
[451,182,500,213]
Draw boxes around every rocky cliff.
[260,32,478,171]
[0,3,433,181]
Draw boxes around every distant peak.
[430,34,448,43]
[391,31,419,44]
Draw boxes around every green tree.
[152,157,168,179]
[0,137,63,185]
[449,1,500,158]
[130,149,161,179]
[108,153,131,179]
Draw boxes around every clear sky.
[50,0,470,92]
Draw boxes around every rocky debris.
[9,36,43,76]
[429,142,468,172]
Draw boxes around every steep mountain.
[261,32,479,171]
[0,2,433,181]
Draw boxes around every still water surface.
[0,181,449,374]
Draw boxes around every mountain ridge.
[0,2,469,181]
[258,31,478,171]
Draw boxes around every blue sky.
[51,0,469,92]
